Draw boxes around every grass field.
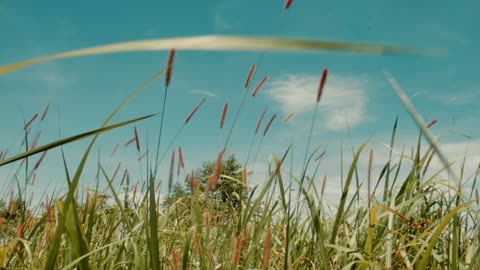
[0,13,479,270]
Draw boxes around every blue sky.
[0,0,479,202]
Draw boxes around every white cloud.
[191,90,217,97]
[267,73,370,131]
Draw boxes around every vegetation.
[0,4,478,270]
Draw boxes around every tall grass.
[0,31,478,270]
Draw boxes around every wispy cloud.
[212,4,237,32]
[191,90,217,97]
[267,73,370,131]
[29,66,71,86]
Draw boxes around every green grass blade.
[330,141,368,245]
[0,114,156,168]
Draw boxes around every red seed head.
[284,0,293,9]
[112,162,121,182]
[112,144,119,157]
[283,112,295,123]
[34,151,48,170]
[178,147,185,169]
[263,114,277,136]
[233,236,242,267]
[16,223,26,238]
[208,150,224,189]
[125,138,135,147]
[177,153,182,176]
[317,68,328,103]
[426,120,438,129]
[252,76,268,97]
[134,127,141,153]
[220,103,228,129]
[31,173,37,185]
[165,49,176,87]
[171,248,180,270]
[168,150,175,192]
[245,64,256,88]
[185,99,206,124]
[156,180,162,193]
[255,107,268,134]
[262,226,272,268]
[120,169,128,186]
[314,151,327,162]
[25,113,38,130]
[41,104,50,121]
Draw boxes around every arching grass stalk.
[156,98,206,166]
[154,49,176,177]
[293,69,328,229]
[222,55,265,154]
[251,114,277,173]
[244,107,268,167]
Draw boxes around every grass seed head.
[41,104,50,121]
[245,64,256,88]
[263,114,277,136]
[25,113,38,130]
[185,99,206,124]
[111,144,119,157]
[255,107,268,134]
[134,127,141,152]
[262,226,272,269]
[317,68,328,103]
[283,112,295,123]
[34,151,48,170]
[233,236,242,267]
[165,49,176,87]
[252,75,268,97]
[426,119,438,128]
[220,103,228,129]
[284,0,293,9]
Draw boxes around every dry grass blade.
[385,71,458,182]
[0,35,439,76]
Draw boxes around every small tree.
[162,154,247,224]
[196,154,244,208]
